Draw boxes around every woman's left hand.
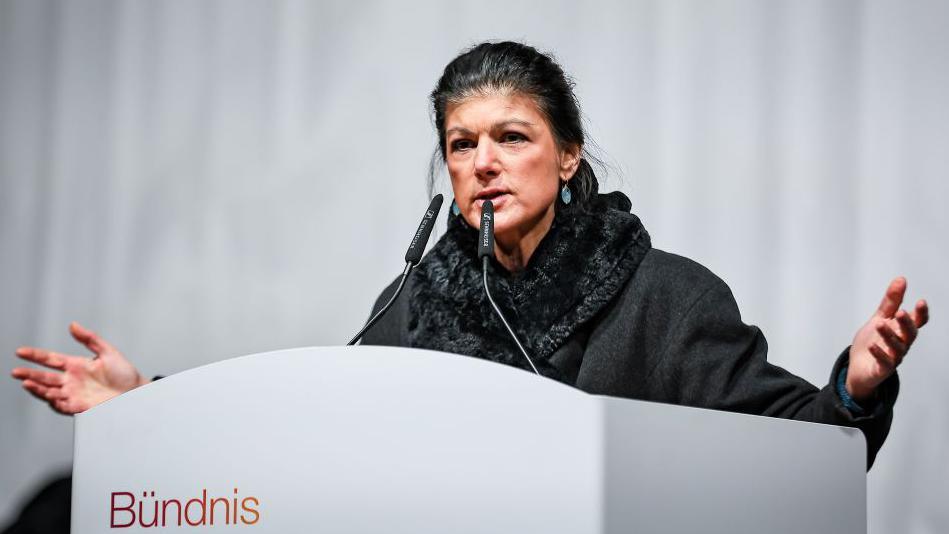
[847,277,929,402]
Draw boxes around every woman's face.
[444,92,579,247]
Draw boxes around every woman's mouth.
[475,189,510,209]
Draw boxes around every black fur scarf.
[406,192,652,380]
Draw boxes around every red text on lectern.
[110,488,260,528]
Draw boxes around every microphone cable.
[478,200,540,375]
[347,194,443,345]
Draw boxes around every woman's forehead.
[444,93,546,132]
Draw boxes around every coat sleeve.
[648,277,899,470]
[359,276,407,347]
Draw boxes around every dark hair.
[428,41,600,205]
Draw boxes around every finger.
[911,299,929,328]
[53,398,80,415]
[894,310,918,345]
[868,343,898,373]
[10,367,65,387]
[69,321,116,356]
[20,380,47,402]
[14,347,66,370]
[876,321,907,357]
[21,379,63,402]
[21,383,50,403]
[875,277,907,319]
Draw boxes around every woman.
[11,41,929,469]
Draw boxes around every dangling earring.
[451,198,461,215]
[560,181,572,205]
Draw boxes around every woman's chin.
[462,201,552,243]
[492,217,533,243]
[490,212,517,235]
[494,207,555,240]
[465,198,514,229]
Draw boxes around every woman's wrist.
[844,372,876,403]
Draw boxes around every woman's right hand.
[10,322,149,415]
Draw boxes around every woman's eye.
[501,132,526,144]
[451,139,474,152]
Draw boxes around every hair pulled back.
[429,41,599,205]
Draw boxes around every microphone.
[405,195,444,265]
[478,200,494,259]
[348,194,444,345]
[478,201,540,375]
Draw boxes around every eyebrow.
[445,119,536,137]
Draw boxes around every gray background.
[1,0,946,532]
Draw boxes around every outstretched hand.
[10,322,148,414]
[847,277,929,402]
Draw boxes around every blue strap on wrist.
[836,366,865,416]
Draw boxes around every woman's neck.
[492,206,556,273]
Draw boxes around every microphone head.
[478,200,495,259]
[404,194,444,265]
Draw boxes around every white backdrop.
[1,1,946,532]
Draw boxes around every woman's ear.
[560,144,582,181]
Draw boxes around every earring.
[451,199,461,215]
[560,182,572,205]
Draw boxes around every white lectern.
[72,346,866,533]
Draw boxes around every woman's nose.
[473,140,500,177]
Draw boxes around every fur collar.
[407,192,651,379]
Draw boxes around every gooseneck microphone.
[348,194,444,345]
[479,201,540,375]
